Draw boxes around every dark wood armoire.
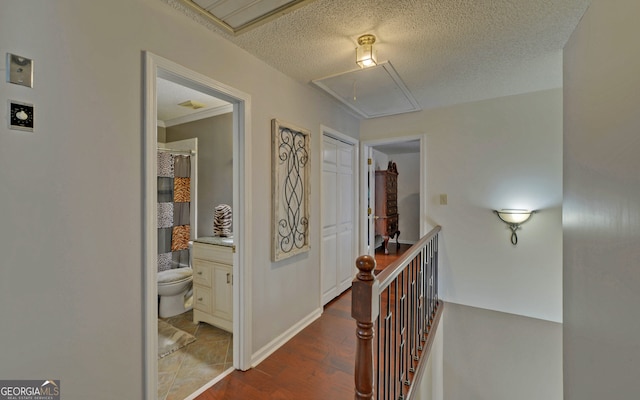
[375,162,400,254]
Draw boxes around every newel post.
[352,255,379,400]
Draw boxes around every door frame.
[319,125,359,306]
[360,134,428,255]
[143,52,253,400]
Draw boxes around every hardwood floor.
[195,245,411,400]
[374,243,412,273]
[196,290,355,400]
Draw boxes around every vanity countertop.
[194,236,234,248]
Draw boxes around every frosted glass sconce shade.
[356,34,377,68]
[493,209,535,245]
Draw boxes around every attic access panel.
[312,61,421,119]
[185,0,315,35]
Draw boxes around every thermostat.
[9,101,34,132]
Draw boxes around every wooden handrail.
[352,226,442,400]
[376,226,441,290]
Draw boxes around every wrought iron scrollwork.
[277,126,309,254]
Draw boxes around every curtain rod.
[157,148,196,155]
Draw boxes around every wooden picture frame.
[271,119,310,261]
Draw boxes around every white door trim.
[319,126,358,306]
[360,134,428,257]
[143,52,253,400]
[364,145,375,255]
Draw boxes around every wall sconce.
[356,34,377,68]
[493,209,536,245]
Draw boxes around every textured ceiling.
[164,0,590,115]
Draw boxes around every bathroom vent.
[178,100,207,109]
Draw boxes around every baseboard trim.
[251,307,323,367]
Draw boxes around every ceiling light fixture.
[493,209,536,245]
[356,34,377,68]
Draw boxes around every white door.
[321,135,356,305]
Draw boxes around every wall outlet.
[439,194,448,205]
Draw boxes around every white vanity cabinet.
[192,241,233,332]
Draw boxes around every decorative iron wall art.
[271,119,310,261]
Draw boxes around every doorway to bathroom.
[143,52,253,400]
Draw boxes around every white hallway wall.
[564,0,640,397]
[443,303,562,400]
[392,152,421,243]
[0,1,359,398]
[361,89,563,322]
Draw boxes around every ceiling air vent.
[180,0,316,35]
[178,100,207,109]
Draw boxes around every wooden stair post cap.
[355,255,376,281]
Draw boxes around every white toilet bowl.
[158,268,193,318]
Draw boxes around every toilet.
[157,268,193,318]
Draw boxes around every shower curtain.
[157,151,191,271]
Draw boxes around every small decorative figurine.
[213,204,232,237]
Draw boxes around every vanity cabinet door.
[192,242,233,332]
[212,264,233,321]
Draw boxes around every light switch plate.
[9,100,34,132]
[7,53,33,88]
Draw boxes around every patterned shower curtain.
[157,151,191,271]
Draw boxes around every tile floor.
[159,310,233,400]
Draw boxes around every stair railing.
[352,226,443,400]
